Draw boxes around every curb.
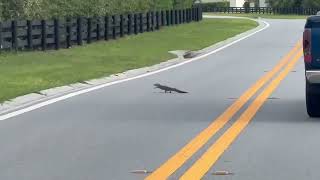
[0,17,269,117]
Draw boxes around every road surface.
[0,19,312,180]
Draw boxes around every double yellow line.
[146,41,303,180]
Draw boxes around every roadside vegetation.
[267,0,320,8]
[201,0,320,8]
[0,18,257,103]
[0,0,197,20]
[204,13,308,19]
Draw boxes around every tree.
[0,0,196,20]
[266,0,303,8]
[302,0,320,8]
[1,0,25,19]
[173,0,194,9]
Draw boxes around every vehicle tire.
[306,81,320,117]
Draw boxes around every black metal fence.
[0,6,202,53]
[203,7,320,15]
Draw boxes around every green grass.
[0,18,257,103]
[204,13,308,19]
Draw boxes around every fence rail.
[0,6,202,52]
[203,7,320,15]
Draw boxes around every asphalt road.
[0,18,310,180]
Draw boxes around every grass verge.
[0,18,257,103]
[204,13,308,19]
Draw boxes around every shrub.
[302,0,320,8]
[0,0,195,20]
[1,0,25,19]
[173,0,195,9]
[266,0,303,8]
[200,2,230,12]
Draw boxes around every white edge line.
[0,19,270,121]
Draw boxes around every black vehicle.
[304,15,320,117]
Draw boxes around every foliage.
[173,0,195,9]
[302,0,320,8]
[200,1,230,11]
[0,0,194,20]
[266,0,305,8]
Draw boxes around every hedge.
[0,0,195,20]
[200,2,230,12]
[267,0,320,8]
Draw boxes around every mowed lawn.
[0,18,257,102]
[204,13,308,19]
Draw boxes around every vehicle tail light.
[303,28,312,63]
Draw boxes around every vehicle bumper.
[306,70,320,83]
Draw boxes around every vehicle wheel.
[306,81,320,117]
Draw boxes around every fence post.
[176,10,179,24]
[166,10,170,26]
[153,12,156,30]
[156,11,160,30]
[128,14,132,35]
[181,9,184,24]
[27,20,33,50]
[181,9,183,23]
[181,10,184,23]
[97,18,101,41]
[112,15,117,39]
[134,14,138,34]
[77,17,83,45]
[171,10,174,25]
[12,20,18,51]
[146,12,150,31]
[161,11,165,26]
[54,19,60,49]
[151,12,154,31]
[175,10,178,24]
[176,9,181,24]
[105,16,109,40]
[196,7,199,21]
[0,22,2,52]
[195,7,198,21]
[192,8,194,21]
[66,17,71,48]
[87,18,92,43]
[199,6,203,20]
[120,15,124,37]
[41,20,46,51]
[139,13,143,33]
[195,7,197,20]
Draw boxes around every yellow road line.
[145,41,302,180]
[180,49,303,180]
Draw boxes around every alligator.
[154,84,188,93]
